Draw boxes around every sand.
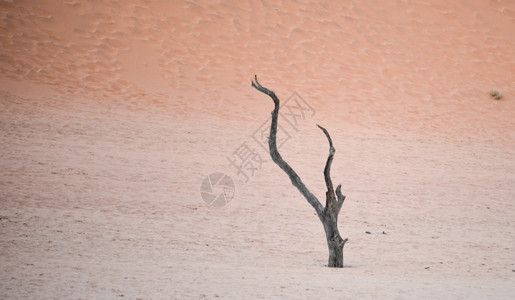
[1,0,514,298]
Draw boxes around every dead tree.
[251,75,348,268]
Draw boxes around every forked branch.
[251,75,348,268]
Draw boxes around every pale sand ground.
[1,0,515,299]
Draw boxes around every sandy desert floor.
[1,0,515,299]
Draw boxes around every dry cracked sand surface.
[1,0,514,299]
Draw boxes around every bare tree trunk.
[321,210,347,268]
[251,76,348,268]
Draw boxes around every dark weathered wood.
[251,75,348,268]
[317,124,348,268]
[251,76,324,215]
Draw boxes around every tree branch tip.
[316,124,331,137]
[251,75,260,89]
[253,74,260,85]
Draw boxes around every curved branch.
[317,124,335,201]
[251,75,324,215]
[317,124,345,213]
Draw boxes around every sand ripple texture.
[1,0,515,299]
